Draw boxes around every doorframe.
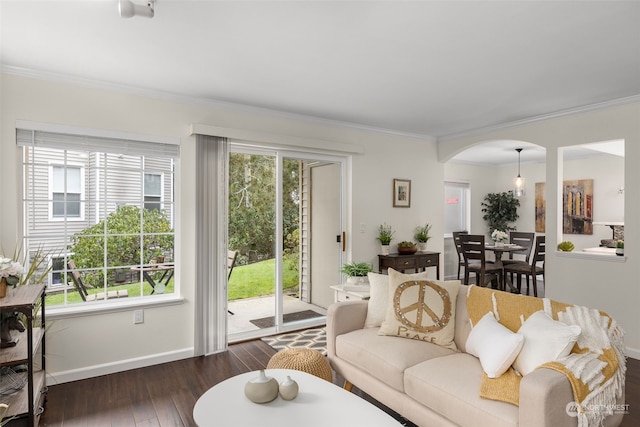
[225,144,349,342]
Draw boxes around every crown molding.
[1,65,436,143]
[438,94,640,143]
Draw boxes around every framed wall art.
[393,179,411,208]
[535,182,546,232]
[563,179,593,235]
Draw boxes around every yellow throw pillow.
[378,268,460,351]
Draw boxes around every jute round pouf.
[267,348,333,382]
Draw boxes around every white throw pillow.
[465,311,524,378]
[378,269,460,351]
[364,272,389,328]
[513,310,582,376]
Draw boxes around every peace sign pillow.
[378,268,460,351]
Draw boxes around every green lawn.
[45,279,175,305]
[229,258,299,300]
[44,258,296,305]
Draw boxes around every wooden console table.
[378,252,440,279]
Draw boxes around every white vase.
[346,276,369,285]
[381,244,390,255]
[279,375,299,400]
[244,370,279,403]
[417,242,428,252]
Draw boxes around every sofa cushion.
[364,272,391,328]
[513,310,581,376]
[335,327,455,392]
[405,353,518,427]
[379,269,460,350]
[466,311,524,378]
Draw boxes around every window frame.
[49,163,85,221]
[19,123,181,314]
[143,172,164,211]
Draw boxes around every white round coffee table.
[193,368,400,426]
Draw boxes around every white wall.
[440,103,640,357]
[0,73,442,381]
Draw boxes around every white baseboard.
[625,346,640,360]
[46,347,194,385]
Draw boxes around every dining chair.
[452,231,468,280]
[502,231,535,286]
[503,235,545,296]
[67,260,129,301]
[459,234,503,289]
[227,250,239,315]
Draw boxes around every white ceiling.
[1,1,639,164]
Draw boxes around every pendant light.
[513,148,525,197]
[119,0,155,18]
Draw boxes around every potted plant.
[557,241,575,252]
[377,223,395,255]
[481,191,520,234]
[341,262,373,285]
[414,223,432,251]
[397,241,417,255]
[616,240,624,256]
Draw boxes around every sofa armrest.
[519,368,576,427]
[326,300,368,359]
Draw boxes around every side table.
[378,252,440,279]
[329,285,370,303]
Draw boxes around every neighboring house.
[19,130,175,295]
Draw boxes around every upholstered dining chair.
[502,231,535,285]
[503,235,545,296]
[459,234,503,289]
[452,231,469,280]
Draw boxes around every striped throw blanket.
[466,285,626,427]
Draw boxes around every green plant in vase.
[341,262,373,285]
[414,223,432,251]
[377,223,395,255]
[616,240,624,256]
[397,241,417,254]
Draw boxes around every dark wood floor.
[37,339,639,427]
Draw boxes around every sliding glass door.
[227,146,344,341]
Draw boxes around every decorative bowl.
[397,244,417,255]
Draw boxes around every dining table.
[484,244,526,293]
[130,263,174,294]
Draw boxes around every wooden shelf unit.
[0,284,46,426]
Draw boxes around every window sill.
[555,251,626,263]
[47,294,185,320]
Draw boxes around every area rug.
[261,327,326,356]
[249,309,324,328]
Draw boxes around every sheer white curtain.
[194,135,228,356]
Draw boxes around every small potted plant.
[616,240,624,256]
[397,241,417,255]
[414,223,432,252]
[557,241,575,252]
[377,223,395,255]
[341,262,373,285]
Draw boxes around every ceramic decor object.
[244,370,279,403]
[278,375,299,400]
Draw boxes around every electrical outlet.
[134,309,144,324]
[359,223,366,233]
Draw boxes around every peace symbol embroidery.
[393,280,452,332]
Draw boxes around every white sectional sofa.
[326,283,625,427]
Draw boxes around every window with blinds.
[18,126,179,306]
